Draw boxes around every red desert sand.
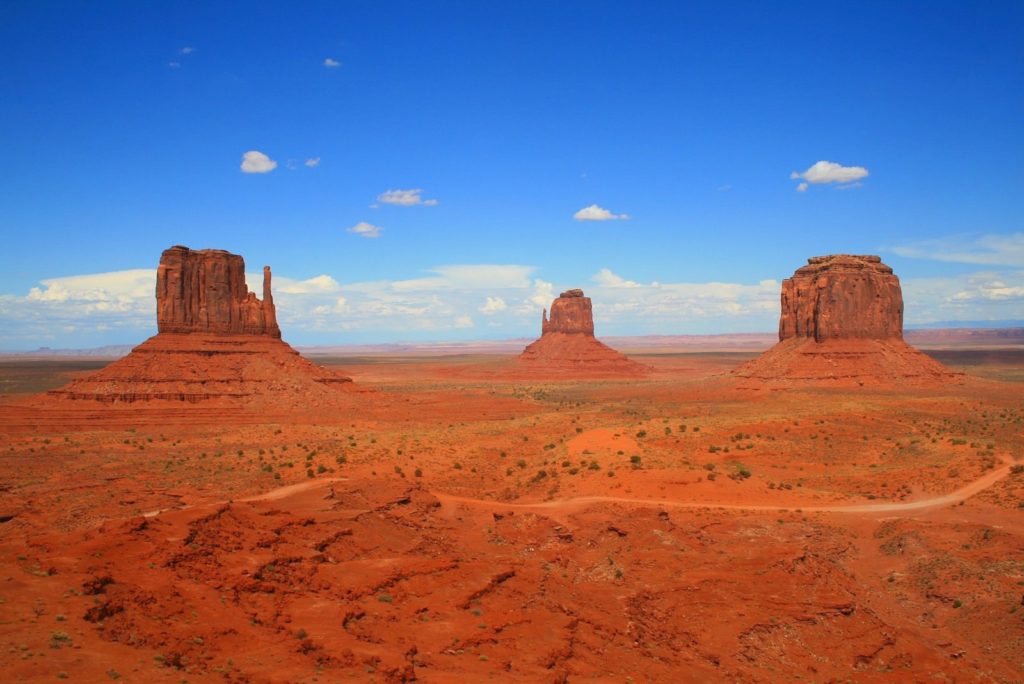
[1,250,1022,683]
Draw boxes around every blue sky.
[1,2,1022,349]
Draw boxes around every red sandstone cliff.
[542,289,595,336]
[48,246,351,404]
[156,246,280,337]
[735,255,960,387]
[520,289,645,375]
[778,255,902,342]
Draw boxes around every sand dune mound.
[45,245,353,405]
[517,289,647,375]
[734,255,963,387]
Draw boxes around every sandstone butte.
[518,289,646,375]
[734,254,961,386]
[48,246,352,404]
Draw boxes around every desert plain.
[1,333,1023,683]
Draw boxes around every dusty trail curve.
[436,460,1015,516]
[142,462,1014,520]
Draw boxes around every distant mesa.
[48,246,352,404]
[518,289,646,375]
[734,254,962,386]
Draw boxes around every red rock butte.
[734,255,961,386]
[48,246,352,404]
[157,245,280,337]
[518,289,646,375]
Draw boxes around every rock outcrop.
[778,255,902,342]
[734,255,961,387]
[542,289,594,335]
[156,246,280,337]
[49,246,352,404]
[519,290,646,375]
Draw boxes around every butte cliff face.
[519,289,645,375]
[542,289,595,336]
[48,246,351,405]
[778,255,902,342]
[157,246,280,337]
[735,255,959,387]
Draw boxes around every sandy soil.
[1,350,1022,682]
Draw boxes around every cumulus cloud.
[376,188,438,206]
[573,204,630,221]
[479,296,508,315]
[304,157,320,168]
[593,268,641,288]
[454,315,474,328]
[180,46,195,55]
[348,222,382,238]
[790,160,869,191]
[889,232,1024,267]
[323,57,341,68]
[240,150,277,174]
[273,274,341,294]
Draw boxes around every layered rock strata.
[734,255,960,387]
[157,246,280,337]
[519,289,646,375]
[49,246,351,403]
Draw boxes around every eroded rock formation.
[778,255,902,342]
[520,289,645,375]
[49,246,352,404]
[542,289,595,335]
[157,246,280,337]
[735,255,960,387]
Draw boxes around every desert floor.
[1,349,1022,682]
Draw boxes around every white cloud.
[324,57,341,68]
[479,296,508,314]
[168,61,181,68]
[454,315,475,329]
[180,46,195,55]
[593,268,640,288]
[240,150,277,174]
[348,222,382,238]
[527,279,555,310]
[573,204,630,221]
[790,160,869,191]
[304,157,320,168]
[376,188,438,206]
[889,232,1024,267]
[902,270,1024,324]
[273,274,341,294]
